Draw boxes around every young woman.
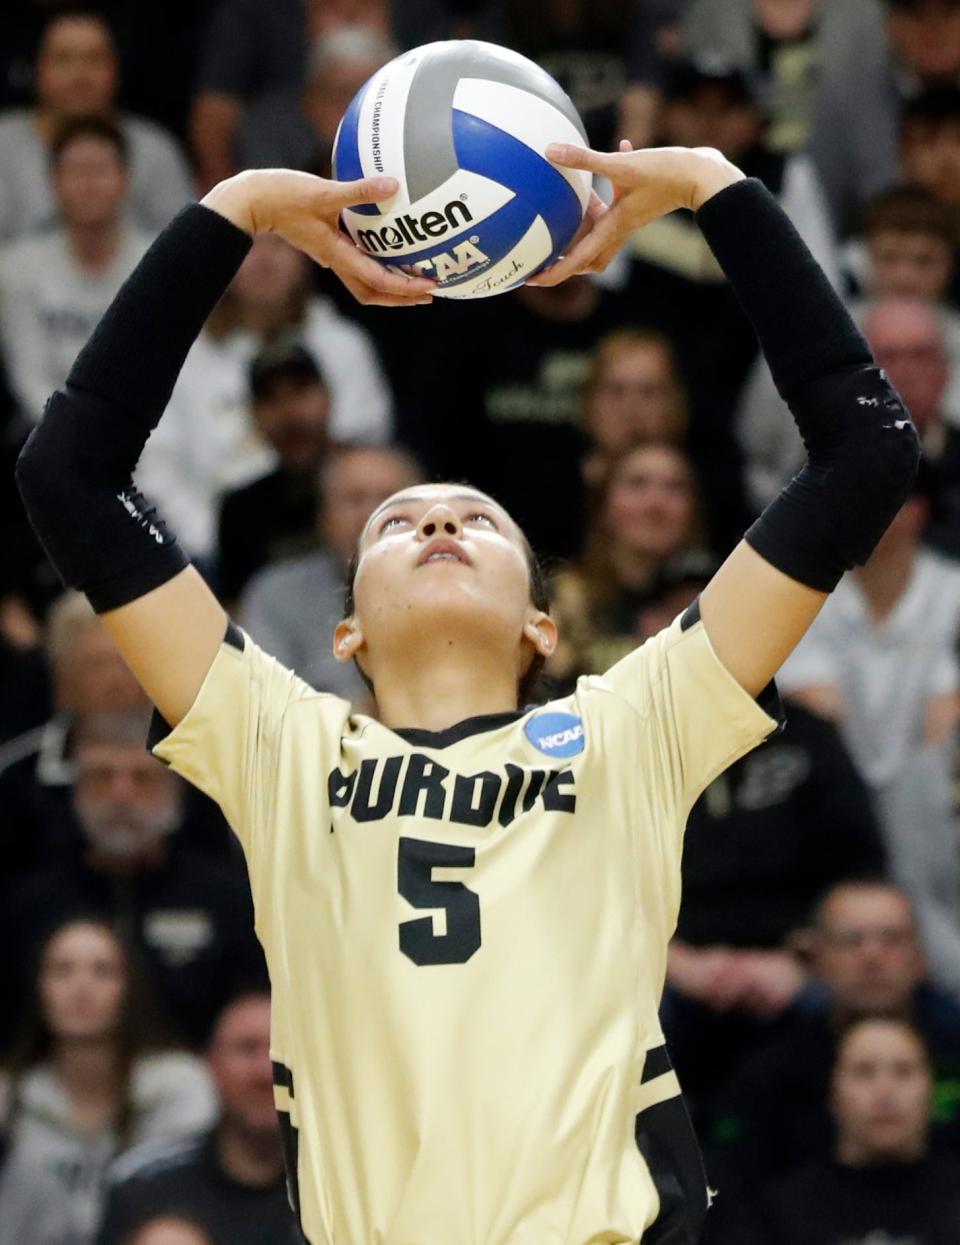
[0,919,215,1244]
[17,149,919,1244]
[550,441,703,685]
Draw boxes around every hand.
[529,144,744,286]
[202,169,436,308]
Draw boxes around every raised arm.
[16,170,434,726]
[533,146,920,695]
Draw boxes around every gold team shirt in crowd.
[152,608,779,1245]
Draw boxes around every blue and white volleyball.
[332,40,590,300]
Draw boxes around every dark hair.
[50,114,128,170]
[902,85,960,132]
[864,183,959,247]
[5,916,173,1143]
[342,486,550,707]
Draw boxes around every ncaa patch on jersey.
[525,711,585,758]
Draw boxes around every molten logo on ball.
[356,200,474,253]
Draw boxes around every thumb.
[329,175,399,209]
[545,143,621,177]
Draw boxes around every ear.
[333,618,364,664]
[523,611,558,659]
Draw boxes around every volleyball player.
[17,147,918,1244]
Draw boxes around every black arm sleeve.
[695,179,920,592]
[16,204,252,612]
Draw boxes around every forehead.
[825,887,911,927]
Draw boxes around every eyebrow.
[365,492,500,526]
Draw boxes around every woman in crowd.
[550,439,703,688]
[0,919,217,1244]
[136,232,393,565]
[580,326,688,487]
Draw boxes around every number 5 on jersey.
[398,837,482,965]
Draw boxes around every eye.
[465,511,498,529]
[378,514,409,534]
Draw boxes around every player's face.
[831,1021,931,1163]
[816,889,924,1014]
[602,445,696,562]
[342,484,554,685]
[208,996,278,1135]
[587,343,680,456]
[39,921,126,1042]
[37,17,117,116]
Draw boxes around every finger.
[546,143,623,177]
[529,206,628,285]
[338,270,434,307]
[618,139,633,153]
[328,175,400,209]
[328,233,436,296]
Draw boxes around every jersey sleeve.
[585,605,782,815]
[149,623,336,869]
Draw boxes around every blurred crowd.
[4,1,960,1242]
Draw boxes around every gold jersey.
[152,610,778,1245]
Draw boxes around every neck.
[606,543,661,594]
[837,1133,926,1167]
[68,219,122,272]
[217,1119,285,1187]
[372,644,521,731]
[54,1039,119,1099]
[854,540,916,620]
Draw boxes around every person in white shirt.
[779,484,960,992]
[0,9,192,245]
[136,232,394,562]
[0,116,153,425]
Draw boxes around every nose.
[416,503,463,540]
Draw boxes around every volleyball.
[332,40,591,300]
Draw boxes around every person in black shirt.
[727,1015,960,1244]
[1,709,264,1052]
[98,992,298,1245]
[216,341,330,604]
[706,880,960,1202]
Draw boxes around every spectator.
[579,327,687,488]
[810,0,960,237]
[505,0,664,149]
[241,25,395,175]
[777,476,960,989]
[417,276,635,561]
[682,0,889,159]
[216,343,330,603]
[240,442,423,701]
[0,117,153,424]
[189,0,390,190]
[125,1219,213,1245]
[548,442,702,688]
[97,992,298,1245]
[2,709,265,1052]
[136,232,393,563]
[710,881,960,1193]
[0,9,193,244]
[0,592,146,881]
[900,85,960,210]
[741,193,960,510]
[730,1017,960,1243]
[0,918,216,1244]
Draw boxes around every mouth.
[416,538,471,567]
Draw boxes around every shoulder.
[106,1131,210,1189]
[131,1051,213,1100]
[0,111,34,145]
[120,113,186,157]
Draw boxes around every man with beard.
[0,709,264,1052]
